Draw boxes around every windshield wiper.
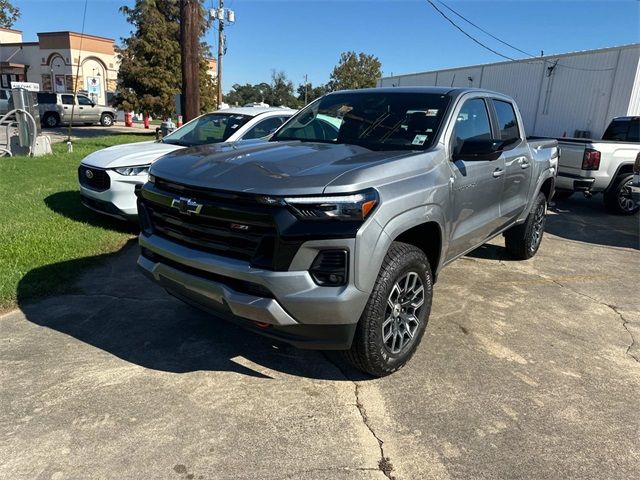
[272,137,336,144]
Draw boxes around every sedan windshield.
[273,92,451,150]
[162,113,252,147]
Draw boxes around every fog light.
[310,250,348,286]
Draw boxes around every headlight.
[283,189,379,221]
[113,166,149,176]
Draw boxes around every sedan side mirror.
[453,138,505,161]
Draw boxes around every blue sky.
[11,0,640,92]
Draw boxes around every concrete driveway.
[1,196,638,479]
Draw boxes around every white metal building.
[378,44,640,139]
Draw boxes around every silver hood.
[149,141,433,196]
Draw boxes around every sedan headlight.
[282,189,379,221]
[113,166,149,176]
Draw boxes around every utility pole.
[216,0,224,107]
[213,0,235,107]
[303,74,308,105]
[180,0,201,122]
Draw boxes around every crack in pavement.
[542,277,638,364]
[323,354,396,480]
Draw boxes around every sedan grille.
[78,166,110,191]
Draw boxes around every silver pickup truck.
[556,116,639,215]
[136,87,558,376]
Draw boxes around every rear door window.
[493,100,520,142]
[61,95,75,105]
[242,116,285,139]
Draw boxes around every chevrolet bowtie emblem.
[171,196,203,215]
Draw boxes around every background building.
[378,44,640,139]
[0,27,118,106]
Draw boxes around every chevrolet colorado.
[136,87,558,376]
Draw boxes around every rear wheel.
[100,113,114,127]
[504,191,547,260]
[42,113,60,128]
[604,174,639,215]
[343,242,433,377]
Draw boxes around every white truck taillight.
[581,148,601,170]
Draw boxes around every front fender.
[354,204,446,293]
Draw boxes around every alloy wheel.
[382,271,425,354]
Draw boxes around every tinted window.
[603,119,639,142]
[454,98,492,143]
[493,100,520,141]
[162,113,252,147]
[77,95,92,106]
[242,116,285,140]
[37,92,56,104]
[274,92,451,150]
[61,95,75,105]
[0,90,7,100]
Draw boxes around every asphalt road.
[1,195,638,479]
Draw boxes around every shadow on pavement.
[546,195,639,249]
[466,194,638,261]
[17,241,361,381]
[45,191,138,234]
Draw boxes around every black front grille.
[78,165,110,191]
[142,191,278,266]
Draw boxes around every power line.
[436,0,536,58]
[427,0,616,72]
[426,0,516,61]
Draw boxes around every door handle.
[79,107,84,110]
[492,168,505,178]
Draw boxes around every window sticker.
[412,134,428,145]
[426,109,439,117]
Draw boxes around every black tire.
[42,113,60,128]
[100,113,114,127]
[504,191,547,260]
[553,190,573,201]
[604,174,639,215]
[343,242,433,377]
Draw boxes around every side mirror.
[91,102,96,107]
[453,138,505,161]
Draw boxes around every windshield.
[163,113,252,146]
[273,91,451,150]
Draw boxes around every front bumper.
[79,167,147,218]
[137,233,370,349]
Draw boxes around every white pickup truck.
[556,116,639,215]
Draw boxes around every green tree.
[328,51,382,91]
[0,0,19,28]
[115,0,216,118]
[264,71,299,108]
[225,82,271,106]
[297,82,327,105]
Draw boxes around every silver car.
[37,92,117,128]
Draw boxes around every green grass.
[0,134,151,312]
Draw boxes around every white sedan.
[78,107,296,220]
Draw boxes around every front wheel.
[504,191,547,260]
[604,174,639,215]
[100,113,114,127]
[343,242,433,377]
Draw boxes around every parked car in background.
[78,107,296,220]
[37,92,118,128]
[556,116,640,214]
[0,88,10,116]
[631,152,640,207]
[137,87,558,376]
